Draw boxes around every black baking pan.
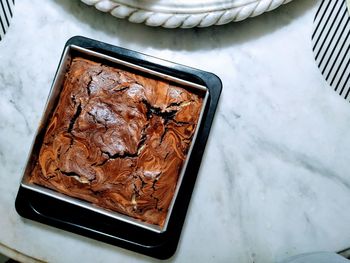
[15,36,222,259]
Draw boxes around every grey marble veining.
[1,0,350,262]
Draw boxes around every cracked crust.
[29,57,203,226]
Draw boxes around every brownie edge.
[29,57,203,227]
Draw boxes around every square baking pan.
[15,36,222,259]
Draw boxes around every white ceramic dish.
[81,0,294,28]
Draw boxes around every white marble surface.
[1,0,350,262]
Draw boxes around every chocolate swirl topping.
[30,57,203,226]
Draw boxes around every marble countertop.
[1,0,350,262]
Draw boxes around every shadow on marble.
[0,253,9,263]
[19,217,180,262]
[52,0,318,51]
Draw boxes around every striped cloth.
[312,0,350,100]
[0,0,15,41]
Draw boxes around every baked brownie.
[30,57,203,226]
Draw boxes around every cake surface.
[30,57,203,226]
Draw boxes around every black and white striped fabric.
[0,0,15,41]
[312,0,350,100]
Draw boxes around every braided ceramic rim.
[81,0,294,28]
